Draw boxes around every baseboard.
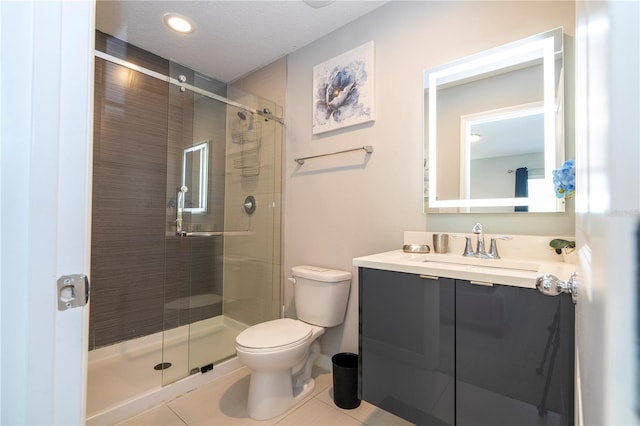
[315,353,333,372]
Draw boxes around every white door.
[574,1,640,425]
[0,0,95,424]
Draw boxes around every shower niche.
[88,32,283,419]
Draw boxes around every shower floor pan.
[86,315,246,423]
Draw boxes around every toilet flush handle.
[288,277,296,285]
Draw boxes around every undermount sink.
[418,253,540,272]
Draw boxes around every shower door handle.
[57,274,90,311]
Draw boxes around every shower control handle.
[243,195,256,214]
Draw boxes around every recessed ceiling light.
[163,13,195,34]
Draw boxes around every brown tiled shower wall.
[90,32,225,350]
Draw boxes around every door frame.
[0,0,95,423]
[574,1,640,425]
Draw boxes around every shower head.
[237,111,255,130]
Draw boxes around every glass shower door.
[161,66,283,385]
[222,89,283,330]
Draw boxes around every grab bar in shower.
[294,145,373,165]
[180,230,255,237]
[183,231,222,237]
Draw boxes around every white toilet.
[235,265,351,420]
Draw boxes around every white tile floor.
[117,366,414,426]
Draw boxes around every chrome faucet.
[488,238,500,259]
[463,223,512,259]
[472,223,489,258]
[487,236,512,259]
[463,236,475,257]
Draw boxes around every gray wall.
[90,33,225,349]
[283,1,576,356]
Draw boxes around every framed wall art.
[312,41,375,134]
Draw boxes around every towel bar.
[294,145,373,165]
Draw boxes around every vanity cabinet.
[359,268,455,425]
[359,268,574,426]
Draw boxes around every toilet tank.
[292,265,351,327]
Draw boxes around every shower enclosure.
[87,32,283,421]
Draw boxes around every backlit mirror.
[182,140,209,213]
[424,28,564,213]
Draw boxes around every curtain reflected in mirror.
[514,167,528,212]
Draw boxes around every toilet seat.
[236,318,312,353]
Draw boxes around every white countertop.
[352,249,576,289]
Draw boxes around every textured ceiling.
[96,0,389,83]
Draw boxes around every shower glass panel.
[224,85,283,328]
[88,53,170,416]
[89,32,283,418]
[161,63,283,386]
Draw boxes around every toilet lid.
[236,318,312,349]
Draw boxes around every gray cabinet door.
[359,268,455,425]
[455,280,574,426]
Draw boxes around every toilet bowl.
[236,318,325,420]
[235,265,351,420]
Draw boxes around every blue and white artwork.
[312,41,375,134]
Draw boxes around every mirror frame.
[424,27,564,212]
[182,140,209,214]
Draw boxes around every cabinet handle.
[419,274,439,280]
[470,280,494,287]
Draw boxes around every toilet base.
[237,327,325,420]
[247,371,316,420]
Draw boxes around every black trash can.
[331,352,361,409]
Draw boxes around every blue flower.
[552,159,575,199]
[314,60,369,127]
[315,66,359,123]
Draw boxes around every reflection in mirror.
[424,28,564,213]
[182,140,209,214]
[462,102,544,211]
